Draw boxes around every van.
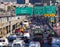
[12,38,25,47]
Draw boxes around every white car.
[12,38,25,47]
[23,20,29,27]
[0,37,9,46]
[23,31,30,39]
[35,26,40,28]
[29,41,41,47]
[52,37,60,45]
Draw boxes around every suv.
[23,20,29,28]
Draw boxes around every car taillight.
[3,43,8,45]
[2,43,4,44]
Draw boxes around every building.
[0,16,26,37]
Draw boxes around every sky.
[0,0,16,2]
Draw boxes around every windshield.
[0,40,5,42]
[13,44,21,47]
[24,21,28,22]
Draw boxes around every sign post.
[50,17,55,27]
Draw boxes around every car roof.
[13,39,23,43]
[0,37,7,40]
[24,20,28,21]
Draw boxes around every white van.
[12,38,25,47]
[0,37,9,46]
[29,41,41,47]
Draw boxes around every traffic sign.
[44,14,55,17]
[50,14,55,17]
[16,7,33,16]
[44,14,50,17]
[44,6,56,14]
[34,6,44,15]
[50,17,54,22]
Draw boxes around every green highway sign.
[44,6,56,14]
[15,6,56,16]
[16,7,33,16]
[50,17,55,22]
[34,6,44,15]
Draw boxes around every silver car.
[29,41,41,47]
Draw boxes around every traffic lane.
[29,27,52,47]
[7,23,50,47]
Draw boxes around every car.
[52,37,60,44]
[35,26,40,28]
[29,41,41,47]
[7,34,17,43]
[12,38,25,47]
[23,30,30,39]
[0,37,9,47]
[22,20,29,28]
[15,28,20,34]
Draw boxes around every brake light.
[3,43,8,45]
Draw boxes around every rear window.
[13,44,21,47]
[0,40,5,42]
[3,40,5,42]
[24,21,28,22]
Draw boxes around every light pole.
[55,3,59,27]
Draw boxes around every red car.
[15,28,20,33]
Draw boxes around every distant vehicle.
[23,30,30,39]
[15,28,20,34]
[23,20,29,28]
[52,37,60,45]
[7,34,17,43]
[29,41,41,47]
[12,38,25,47]
[0,37,9,46]
[23,30,30,43]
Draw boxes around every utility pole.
[55,3,59,27]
